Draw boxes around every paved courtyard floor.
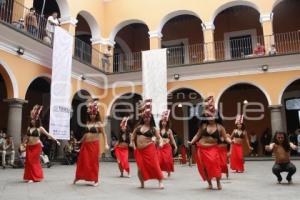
[0,161,299,200]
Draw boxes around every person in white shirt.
[45,12,60,43]
[1,134,15,168]
[102,46,113,71]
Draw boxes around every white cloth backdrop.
[49,27,73,140]
[142,49,167,127]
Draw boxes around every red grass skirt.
[195,144,221,181]
[230,143,244,172]
[23,143,43,182]
[75,140,100,182]
[115,146,130,173]
[134,143,163,181]
[218,146,228,174]
[158,143,174,173]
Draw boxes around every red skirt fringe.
[115,146,130,173]
[23,143,43,182]
[195,144,221,181]
[75,140,100,182]
[134,143,163,181]
[158,143,174,173]
[230,143,244,172]
[218,146,228,174]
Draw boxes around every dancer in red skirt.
[230,115,252,173]
[218,134,230,179]
[158,110,177,177]
[23,105,60,183]
[73,100,109,186]
[115,116,131,177]
[189,96,231,190]
[132,99,164,189]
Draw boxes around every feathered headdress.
[235,114,244,125]
[138,99,152,118]
[30,105,43,121]
[120,116,129,129]
[161,110,170,122]
[87,101,99,115]
[204,96,217,117]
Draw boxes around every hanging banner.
[142,49,167,127]
[49,27,73,140]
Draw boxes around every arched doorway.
[213,5,263,60]
[167,88,202,147]
[281,79,300,135]
[0,72,8,131]
[273,0,300,54]
[24,77,52,157]
[71,89,91,140]
[113,23,149,72]
[219,83,271,156]
[109,93,142,158]
[161,14,204,66]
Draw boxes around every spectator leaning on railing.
[24,7,38,37]
[102,45,113,71]
[253,42,266,56]
[45,12,60,44]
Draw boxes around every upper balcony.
[0,0,300,77]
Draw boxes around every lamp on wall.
[174,74,180,80]
[16,47,24,55]
[261,64,269,72]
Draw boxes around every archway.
[213,5,263,60]
[113,23,149,72]
[109,93,142,158]
[272,0,300,54]
[33,0,60,17]
[70,89,91,140]
[24,77,52,157]
[167,88,202,146]
[219,83,271,156]
[0,72,8,131]
[281,79,300,146]
[161,14,204,66]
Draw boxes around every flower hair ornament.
[87,101,99,115]
[161,110,170,122]
[138,99,152,118]
[30,105,43,120]
[235,114,244,125]
[204,96,217,117]
[120,116,129,129]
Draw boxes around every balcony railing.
[1,0,300,74]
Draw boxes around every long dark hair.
[273,131,290,152]
[199,112,223,127]
[159,119,170,132]
[137,114,156,128]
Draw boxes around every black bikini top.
[201,125,220,142]
[84,124,99,134]
[136,127,155,138]
[27,128,40,137]
[160,130,169,139]
[233,130,245,139]
[118,131,130,144]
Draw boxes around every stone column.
[269,105,284,136]
[148,31,162,50]
[260,13,274,54]
[4,98,27,161]
[202,22,216,62]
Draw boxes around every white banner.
[49,27,73,140]
[142,49,167,127]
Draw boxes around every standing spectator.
[24,8,38,37]
[19,137,27,167]
[261,128,272,156]
[289,130,298,156]
[249,131,258,157]
[2,135,15,168]
[253,43,265,56]
[102,46,113,71]
[45,12,60,43]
